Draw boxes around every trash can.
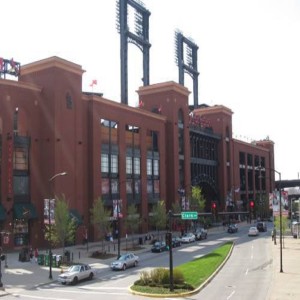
[38,254,45,265]
[44,254,49,266]
[19,247,30,262]
[293,233,297,239]
[52,255,57,267]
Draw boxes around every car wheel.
[122,264,126,271]
[61,282,66,285]
[89,272,94,280]
[72,277,78,285]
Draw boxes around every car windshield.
[68,265,81,272]
[118,255,127,261]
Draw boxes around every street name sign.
[181,211,198,220]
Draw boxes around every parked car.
[194,228,208,240]
[257,222,267,232]
[172,236,182,247]
[110,253,139,270]
[248,226,259,236]
[151,241,168,253]
[58,263,95,285]
[227,224,238,233]
[181,232,196,243]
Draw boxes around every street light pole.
[274,169,283,273]
[48,171,67,279]
[117,200,121,259]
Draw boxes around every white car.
[248,227,259,236]
[110,253,139,270]
[57,264,95,285]
[181,232,196,243]
[194,228,208,240]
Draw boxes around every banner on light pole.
[44,198,56,224]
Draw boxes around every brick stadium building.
[0,56,275,249]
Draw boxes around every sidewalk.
[267,233,300,300]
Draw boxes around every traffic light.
[250,201,255,209]
[0,254,5,261]
[165,232,172,248]
[211,202,217,217]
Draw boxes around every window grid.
[134,157,140,175]
[14,147,28,170]
[126,157,132,174]
[101,154,109,173]
[147,159,152,175]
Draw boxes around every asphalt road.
[2,225,273,300]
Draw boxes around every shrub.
[136,267,186,287]
[150,267,168,284]
[173,268,184,284]
[139,271,151,285]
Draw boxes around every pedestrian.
[29,248,33,262]
[34,248,39,263]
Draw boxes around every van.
[257,222,267,232]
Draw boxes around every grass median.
[131,241,233,295]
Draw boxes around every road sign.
[181,211,198,220]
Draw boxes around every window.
[147,159,152,175]
[111,154,118,173]
[13,176,29,195]
[14,147,28,170]
[134,157,140,175]
[126,157,132,174]
[101,154,109,173]
[101,153,118,173]
[153,160,159,176]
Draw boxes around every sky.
[2,0,300,180]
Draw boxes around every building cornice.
[21,56,85,76]
[137,81,190,97]
[0,78,42,93]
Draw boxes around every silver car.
[181,232,196,243]
[110,253,139,270]
[57,264,95,285]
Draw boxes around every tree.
[124,204,141,249]
[90,197,112,254]
[274,215,288,248]
[44,194,77,258]
[149,200,167,239]
[190,186,206,212]
[190,186,207,226]
[172,202,183,231]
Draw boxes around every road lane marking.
[227,290,235,299]
[12,294,71,300]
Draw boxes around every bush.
[173,268,184,284]
[150,267,168,284]
[139,271,151,285]
[136,267,186,288]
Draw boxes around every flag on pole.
[89,79,97,87]
[139,100,144,108]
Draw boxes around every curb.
[129,241,235,298]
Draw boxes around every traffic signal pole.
[167,211,174,292]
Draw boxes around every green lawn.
[131,241,233,295]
